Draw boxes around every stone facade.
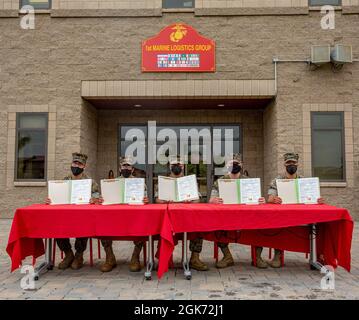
[0,5,358,218]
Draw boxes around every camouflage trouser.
[101,239,113,248]
[134,241,144,250]
[101,240,144,250]
[189,238,203,253]
[56,238,88,253]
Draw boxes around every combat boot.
[58,249,74,270]
[255,247,268,269]
[100,246,117,272]
[189,252,209,271]
[129,246,142,272]
[71,251,84,270]
[216,246,234,268]
[269,249,282,268]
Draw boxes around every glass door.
[119,124,241,203]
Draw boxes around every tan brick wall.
[270,62,358,216]
[198,0,307,8]
[2,0,359,12]
[263,100,278,195]
[0,0,18,10]
[80,100,98,179]
[0,12,358,219]
[51,0,162,10]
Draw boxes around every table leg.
[182,232,192,280]
[144,235,153,280]
[309,224,329,273]
[34,238,54,281]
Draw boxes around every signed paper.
[297,177,320,204]
[176,175,199,202]
[70,179,92,205]
[124,178,145,204]
[240,178,261,204]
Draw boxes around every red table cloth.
[167,203,354,272]
[6,203,353,279]
[5,204,173,278]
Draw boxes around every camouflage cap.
[169,155,184,165]
[284,152,299,164]
[72,152,88,165]
[225,153,243,165]
[119,155,135,166]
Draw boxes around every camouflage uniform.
[117,156,148,251]
[263,152,301,268]
[56,153,100,254]
[156,155,204,253]
[268,152,301,197]
[268,173,303,197]
[210,173,248,249]
[102,171,147,251]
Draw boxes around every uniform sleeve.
[267,178,278,196]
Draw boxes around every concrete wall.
[0,10,358,218]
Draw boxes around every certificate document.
[101,178,124,205]
[158,176,176,201]
[276,179,297,204]
[218,178,261,204]
[240,178,261,204]
[48,180,71,205]
[176,175,199,202]
[158,175,199,202]
[218,179,239,204]
[70,179,92,205]
[297,177,320,204]
[124,178,145,204]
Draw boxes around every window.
[20,0,51,10]
[311,112,345,181]
[16,113,48,181]
[162,0,194,9]
[309,0,341,5]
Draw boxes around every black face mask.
[286,165,297,175]
[171,165,182,175]
[229,163,241,174]
[71,166,84,176]
[121,169,132,178]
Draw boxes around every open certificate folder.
[48,179,92,205]
[101,178,145,205]
[218,178,261,204]
[276,177,321,204]
[158,175,199,202]
[297,178,321,204]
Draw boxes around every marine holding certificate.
[45,152,101,271]
[155,155,208,272]
[258,152,326,269]
[209,153,266,269]
[114,156,149,273]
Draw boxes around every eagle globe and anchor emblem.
[169,24,188,42]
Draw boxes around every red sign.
[142,23,215,72]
